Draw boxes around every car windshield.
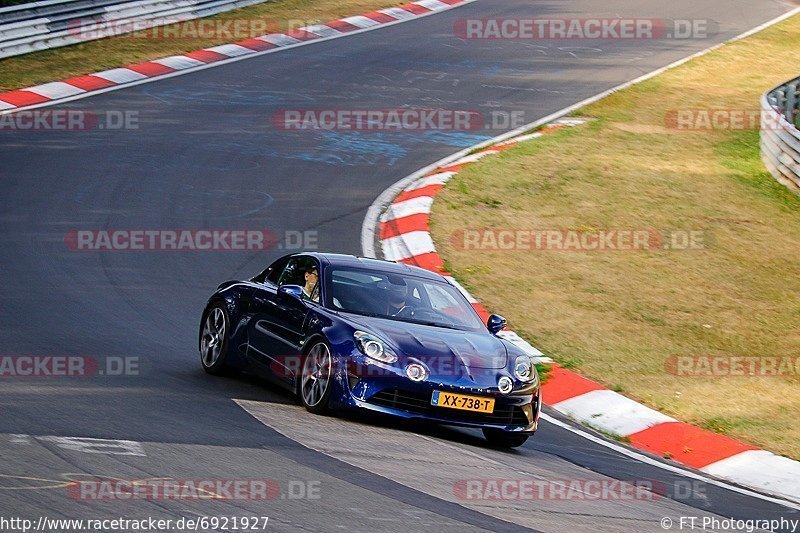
[326,267,485,331]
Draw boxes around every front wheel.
[300,340,334,414]
[200,304,231,375]
[482,428,530,448]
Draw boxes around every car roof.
[299,252,446,282]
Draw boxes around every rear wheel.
[300,340,334,414]
[482,428,530,448]
[200,304,230,375]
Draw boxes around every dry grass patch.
[432,15,800,459]
[0,0,400,91]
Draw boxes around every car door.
[247,256,319,383]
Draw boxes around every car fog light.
[406,363,428,382]
[498,376,513,394]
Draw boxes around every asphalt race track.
[1,0,799,531]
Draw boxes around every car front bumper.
[332,357,541,432]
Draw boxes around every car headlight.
[514,355,536,383]
[354,331,397,364]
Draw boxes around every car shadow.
[224,369,532,454]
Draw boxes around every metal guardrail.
[761,76,800,192]
[0,0,269,58]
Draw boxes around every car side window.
[265,257,290,285]
[277,257,321,302]
[277,259,300,286]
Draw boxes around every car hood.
[345,315,508,370]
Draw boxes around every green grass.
[431,14,800,459]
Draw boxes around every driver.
[302,266,319,302]
[387,283,410,316]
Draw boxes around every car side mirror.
[487,314,507,335]
[278,285,304,300]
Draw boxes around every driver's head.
[303,266,320,302]
[304,266,318,286]
[388,283,408,311]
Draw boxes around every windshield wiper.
[340,310,383,319]
[405,320,463,330]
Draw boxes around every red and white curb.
[0,0,473,114]
[370,118,800,505]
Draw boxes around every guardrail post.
[785,83,797,124]
[775,87,786,116]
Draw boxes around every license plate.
[431,390,495,413]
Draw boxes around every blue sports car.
[199,252,541,447]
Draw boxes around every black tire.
[199,303,231,375]
[299,339,334,415]
[482,428,530,448]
